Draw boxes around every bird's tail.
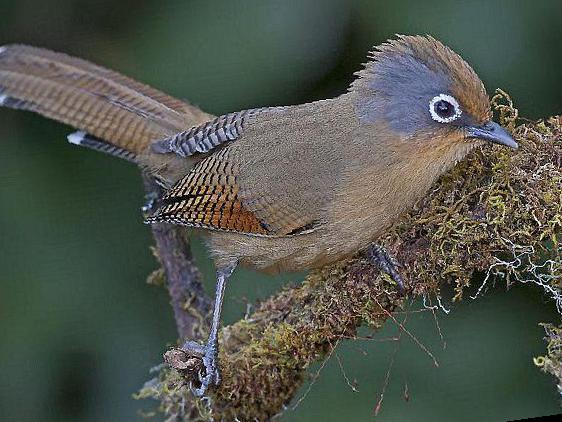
[0,44,210,163]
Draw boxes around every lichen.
[138,91,562,421]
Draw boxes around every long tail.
[0,44,210,163]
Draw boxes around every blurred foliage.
[0,0,560,421]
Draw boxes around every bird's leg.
[367,244,405,293]
[182,263,237,396]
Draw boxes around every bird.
[0,35,517,395]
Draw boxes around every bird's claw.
[192,352,220,397]
[182,340,220,397]
[367,244,406,294]
[182,340,206,356]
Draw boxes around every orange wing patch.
[146,149,270,235]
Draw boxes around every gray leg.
[367,245,405,293]
[183,263,237,396]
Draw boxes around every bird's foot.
[182,340,220,397]
[367,244,406,294]
[193,349,220,397]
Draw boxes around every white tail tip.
[67,131,87,145]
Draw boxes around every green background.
[1,0,561,421]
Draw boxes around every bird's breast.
[325,140,472,258]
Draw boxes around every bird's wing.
[146,147,270,235]
[151,107,283,157]
[145,145,317,236]
[146,97,350,236]
[0,44,210,159]
[146,105,331,236]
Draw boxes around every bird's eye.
[429,94,462,123]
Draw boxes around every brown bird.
[0,35,517,395]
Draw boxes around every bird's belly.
[204,230,326,273]
[204,163,441,274]
[204,218,387,274]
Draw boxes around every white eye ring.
[429,94,462,123]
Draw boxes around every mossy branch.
[138,91,562,421]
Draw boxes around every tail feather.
[0,44,211,159]
[67,131,137,162]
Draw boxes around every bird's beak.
[466,121,518,149]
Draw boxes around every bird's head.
[352,35,517,152]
